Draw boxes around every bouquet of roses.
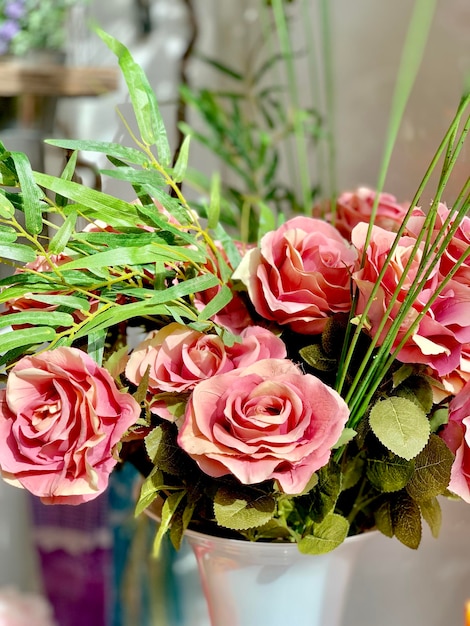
[0,27,468,557]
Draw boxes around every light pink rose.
[440,381,470,502]
[0,347,140,504]
[351,223,464,376]
[234,217,357,334]
[178,358,349,494]
[313,187,408,240]
[125,322,234,394]
[125,323,286,418]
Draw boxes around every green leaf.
[213,487,275,531]
[369,396,430,461]
[374,500,394,537]
[0,190,15,218]
[0,311,74,329]
[0,243,36,263]
[57,243,204,271]
[49,212,77,254]
[396,375,434,414]
[367,455,415,493]
[172,134,191,183]
[405,434,454,501]
[29,294,91,311]
[169,498,197,550]
[152,491,186,557]
[46,139,149,165]
[299,343,336,371]
[207,172,221,229]
[134,466,164,518]
[10,151,44,235]
[298,513,349,555]
[0,326,56,352]
[33,172,141,227]
[145,422,192,476]
[97,28,171,164]
[308,463,342,522]
[419,497,442,538]
[198,284,232,321]
[87,329,107,366]
[391,492,422,549]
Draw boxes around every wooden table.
[0,62,119,128]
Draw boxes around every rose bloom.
[0,347,140,504]
[234,216,357,334]
[125,323,286,416]
[194,241,255,335]
[351,222,465,377]
[405,203,470,285]
[178,358,349,494]
[313,186,408,240]
[440,380,470,503]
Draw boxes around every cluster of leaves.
[0,29,241,376]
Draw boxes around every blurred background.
[0,1,469,624]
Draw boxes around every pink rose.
[194,240,255,335]
[234,217,357,334]
[351,223,463,376]
[0,347,140,504]
[125,322,234,394]
[178,358,349,494]
[405,203,470,285]
[125,323,286,418]
[440,381,470,502]
[313,187,408,240]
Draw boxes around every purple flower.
[5,0,26,21]
[0,20,21,42]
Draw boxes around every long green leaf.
[0,326,56,352]
[58,243,205,271]
[33,172,141,227]
[45,139,149,165]
[10,151,44,234]
[0,311,74,328]
[0,243,36,263]
[49,212,77,254]
[97,28,172,165]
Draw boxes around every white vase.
[183,530,371,626]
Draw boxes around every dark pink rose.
[0,347,140,504]
[440,381,470,502]
[234,217,357,334]
[405,203,470,285]
[313,187,408,240]
[351,223,464,376]
[178,358,349,494]
[194,240,255,335]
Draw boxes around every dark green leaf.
[367,455,415,493]
[419,497,442,538]
[391,492,422,549]
[406,434,454,501]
